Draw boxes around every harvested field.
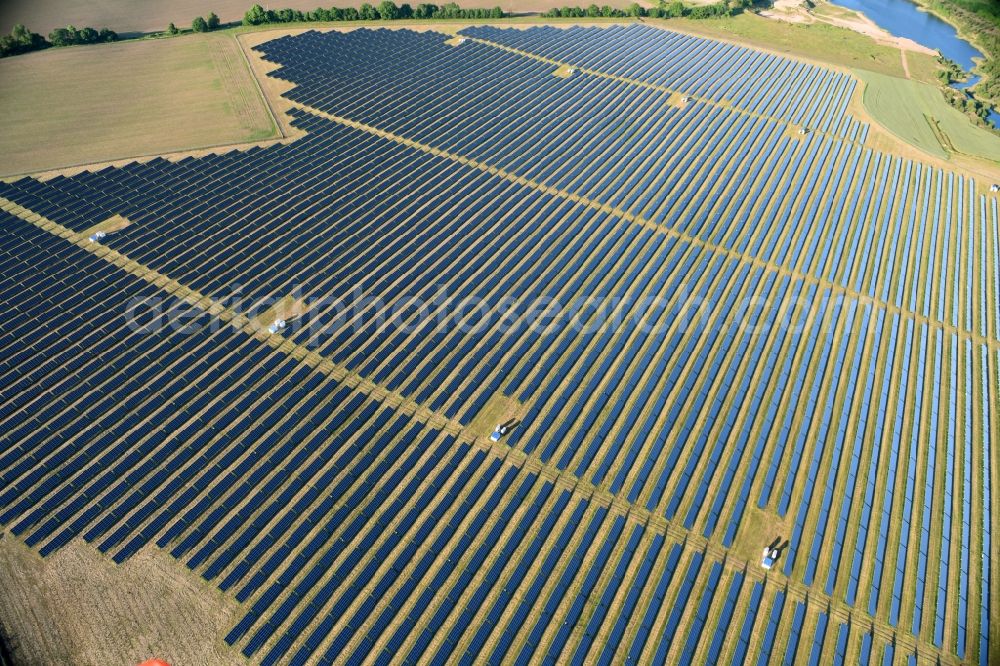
[0,0,649,36]
[0,534,241,665]
[0,33,276,177]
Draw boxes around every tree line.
[943,88,994,122]
[193,12,223,32]
[164,12,222,35]
[242,2,505,25]
[1,1,505,59]
[0,23,117,58]
[543,0,750,19]
[922,0,1000,118]
[2,0,756,63]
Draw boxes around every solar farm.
[0,22,997,665]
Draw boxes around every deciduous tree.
[243,4,268,25]
[378,0,400,19]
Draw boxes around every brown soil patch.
[729,505,794,564]
[0,533,243,666]
[468,393,527,440]
[81,214,131,239]
[254,294,312,329]
[784,124,811,140]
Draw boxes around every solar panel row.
[459,24,858,134]
[245,30,998,343]
[11,209,950,662]
[0,23,995,664]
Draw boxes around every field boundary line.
[234,32,287,141]
[1,135,296,182]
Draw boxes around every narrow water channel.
[828,0,1000,128]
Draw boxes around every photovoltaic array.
[0,24,995,665]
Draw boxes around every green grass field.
[855,68,1000,162]
[0,32,277,177]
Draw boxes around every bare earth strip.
[0,33,277,178]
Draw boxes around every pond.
[829,0,982,68]
[828,0,1000,127]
